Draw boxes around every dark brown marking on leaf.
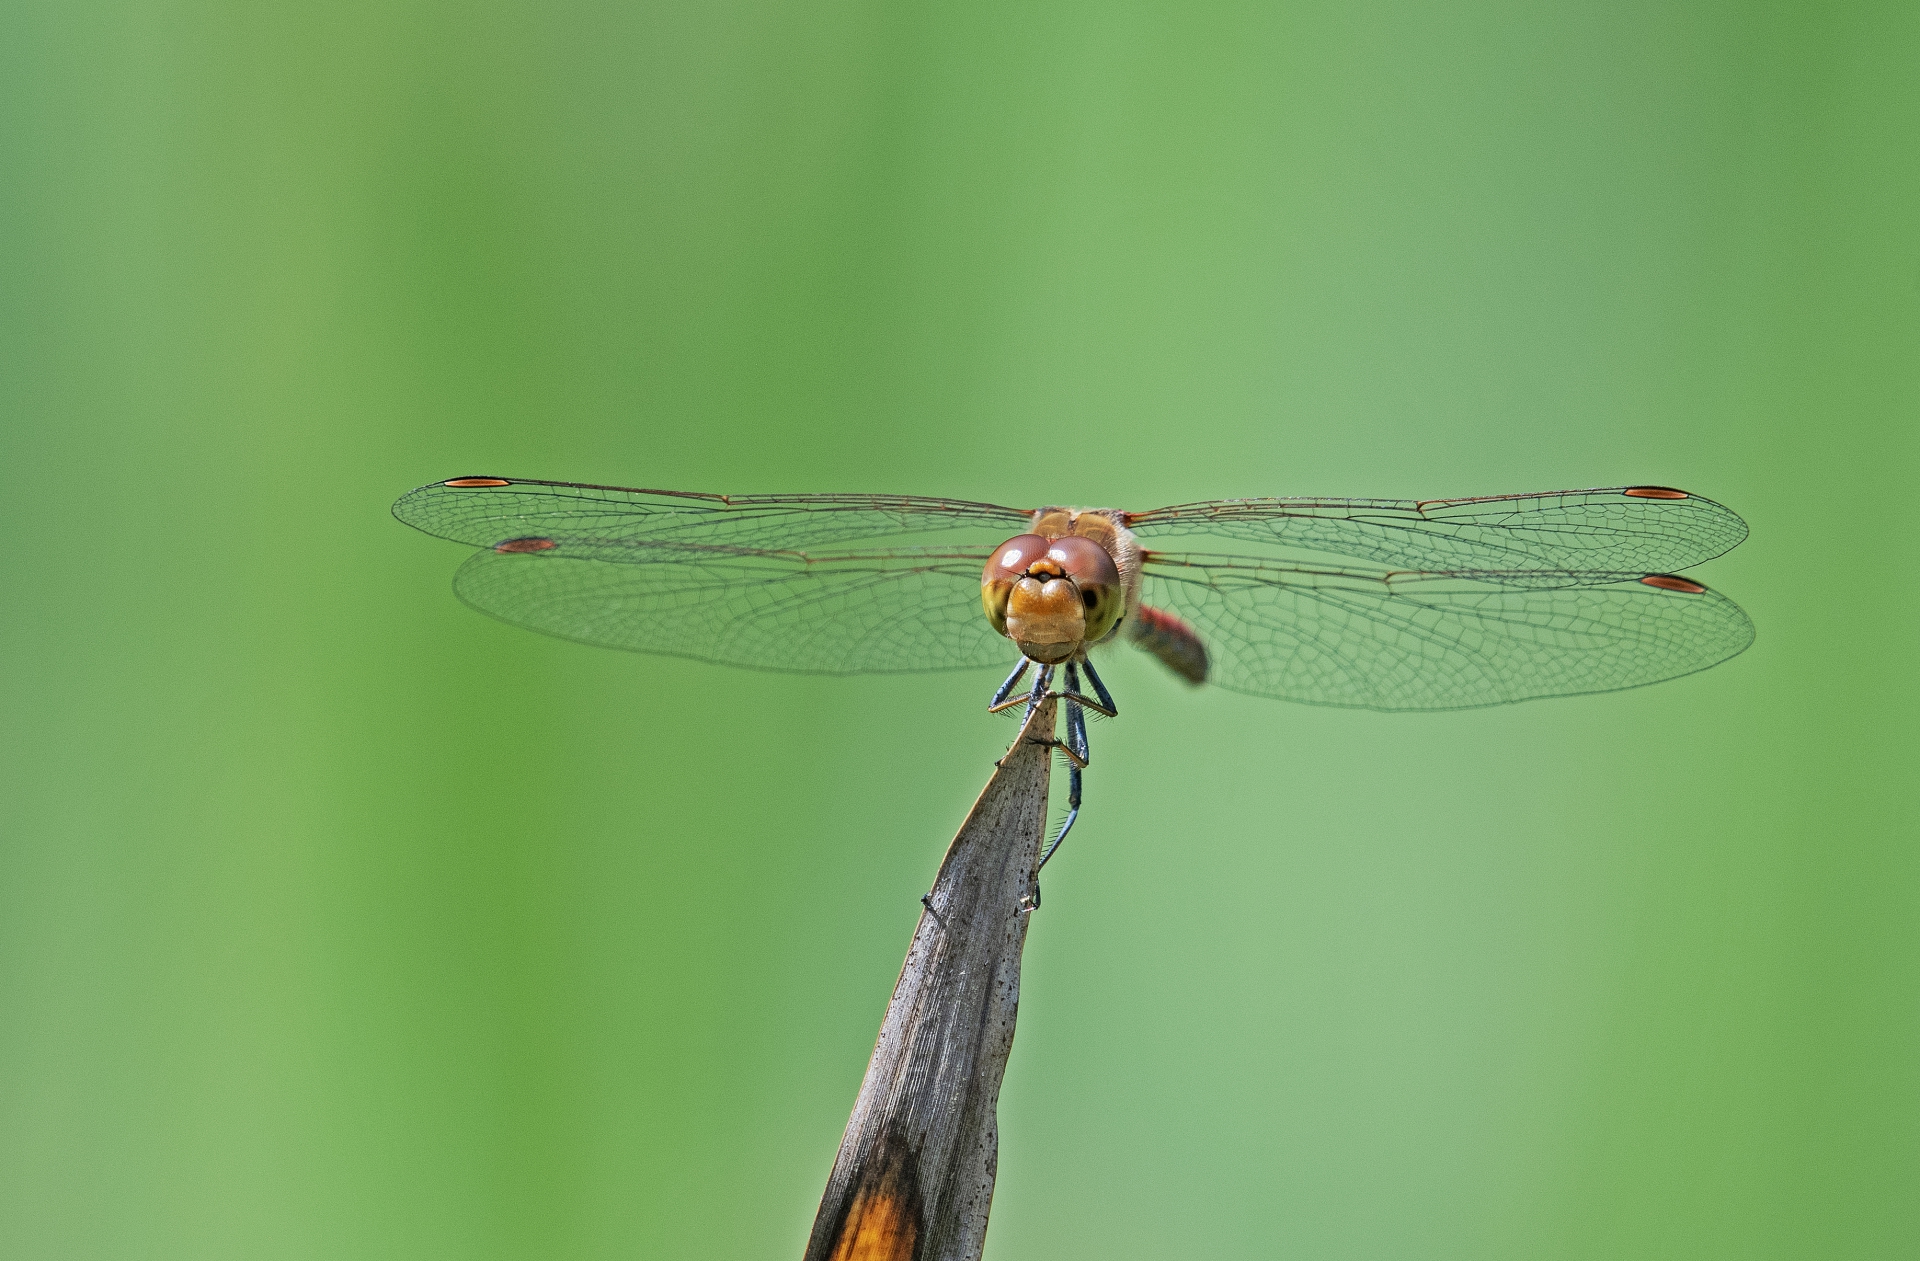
[493,536,558,554]
[444,477,512,487]
[1623,486,1689,499]
[822,1130,925,1261]
[1640,573,1707,593]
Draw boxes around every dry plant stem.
[804,696,1058,1261]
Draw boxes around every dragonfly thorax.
[980,508,1140,664]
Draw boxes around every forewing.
[1139,555,1754,710]
[1126,487,1746,576]
[394,477,1034,552]
[452,543,1009,675]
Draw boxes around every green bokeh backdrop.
[5,3,1915,1257]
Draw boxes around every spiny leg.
[1080,656,1118,716]
[1039,656,1116,718]
[1009,659,1119,909]
[1024,759,1082,912]
[988,658,1112,718]
[1024,663,1054,722]
[989,660,1055,715]
[1039,763,1082,872]
[1026,664,1092,910]
[988,656,1030,709]
[1062,662,1090,763]
[1045,663,1089,863]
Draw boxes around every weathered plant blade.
[804,697,1057,1261]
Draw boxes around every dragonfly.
[394,476,1751,900]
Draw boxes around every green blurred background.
[4,2,1915,1257]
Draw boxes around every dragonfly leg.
[1079,656,1118,716]
[989,656,1116,717]
[1022,665,1092,911]
[987,657,1031,710]
[1031,655,1116,717]
[1023,663,1054,722]
[1022,759,1084,912]
[989,660,1051,715]
[1040,763,1082,871]
[1061,663,1091,764]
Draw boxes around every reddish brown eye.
[988,535,1049,576]
[1046,535,1123,642]
[981,534,1049,637]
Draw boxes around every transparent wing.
[1125,487,1746,577]
[451,542,1009,675]
[1138,554,1754,710]
[393,476,1035,552]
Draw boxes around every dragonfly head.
[981,532,1124,663]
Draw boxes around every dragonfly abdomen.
[1126,604,1208,686]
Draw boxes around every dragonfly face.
[981,511,1132,665]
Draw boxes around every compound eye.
[981,534,1049,637]
[1046,535,1124,642]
